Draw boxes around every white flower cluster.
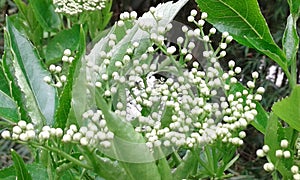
[1,111,114,149]
[83,10,265,152]
[257,139,299,178]
[62,110,114,148]
[1,120,63,142]
[53,0,107,15]
[44,49,74,88]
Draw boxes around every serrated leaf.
[272,86,300,131]
[196,0,287,67]
[196,0,275,46]
[45,25,80,65]
[0,90,20,122]
[11,149,32,180]
[29,0,61,31]
[5,17,58,126]
[282,15,299,65]
[55,27,85,129]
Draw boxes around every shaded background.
[0,0,299,179]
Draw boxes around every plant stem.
[29,142,93,170]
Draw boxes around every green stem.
[29,142,93,170]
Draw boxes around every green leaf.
[55,26,85,129]
[264,113,293,179]
[272,86,300,131]
[172,151,197,179]
[243,36,287,71]
[196,0,275,46]
[288,0,300,17]
[45,25,81,65]
[196,0,287,67]
[29,0,61,31]
[2,49,28,121]
[11,149,33,180]
[0,90,20,122]
[0,166,16,180]
[5,17,58,126]
[282,14,299,65]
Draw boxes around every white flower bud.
[190,9,197,16]
[187,16,194,22]
[294,174,300,180]
[262,145,270,153]
[1,130,11,139]
[130,11,137,19]
[60,75,67,82]
[18,120,27,129]
[62,134,71,142]
[283,150,291,158]
[222,31,229,38]
[209,28,216,34]
[80,137,89,146]
[19,133,28,141]
[219,51,226,57]
[55,66,62,73]
[220,43,227,49]
[263,163,274,172]
[182,26,188,33]
[167,46,177,55]
[201,12,208,19]
[256,149,265,157]
[247,81,255,88]
[13,126,22,134]
[101,74,108,81]
[275,149,283,157]
[43,76,52,83]
[226,36,233,43]
[62,55,69,62]
[64,49,71,56]
[26,123,34,130]
[257,87,265,94]
[252,71,259,79]
[291,165,299,174]
[239,131,246,138]
[49,64,56,72]
[203,35,209,42]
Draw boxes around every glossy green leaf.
[55,27,85,129]
[196,0,287,67]
[2,48,28,121]
[29,0,61,31]
[0,62,12,96]
[272,86,300,131]
[196,0,274,45]
[45,25,81,65]
[5,17,58,126]
[243,36,287,71]
[282,15,299,65]
[11,149,32,180]
[0,90,20,122]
